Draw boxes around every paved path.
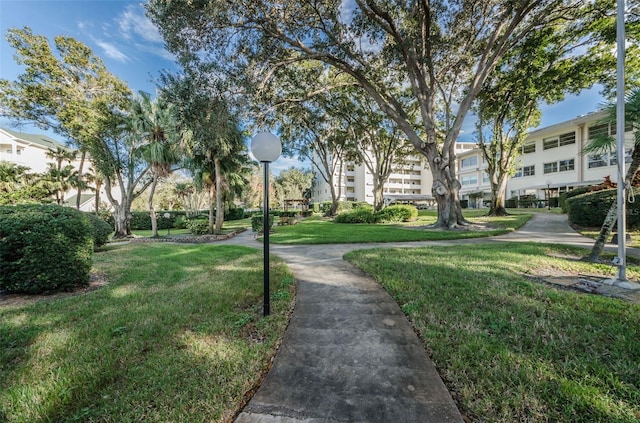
[228,212,637,423]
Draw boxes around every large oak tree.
[147,0,591,228]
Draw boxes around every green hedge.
[566,188,640,228]
[559,186,592,213]
[251,215,275,233]
[84,212,113,248]
[376,205,418,222]
[0,204,93,294]
[334,207,379,224]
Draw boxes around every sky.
[0,0,609,168]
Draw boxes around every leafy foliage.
[566,188,640,228]
[83,211,113,248]
[0,204,93,294]
[375,205,418,223]
[334,207,379,224]
[251,215,275,233]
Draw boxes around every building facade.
[0,127,97,211]
[313,111,636,208]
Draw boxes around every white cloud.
[118,4,163,44]
[95,40,129,63]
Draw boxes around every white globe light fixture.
[250,132,282,317]
[251,132,282,163]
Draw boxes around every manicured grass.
[268,212,530,244]
[131,218,252,238]
[345,243,640,423]
[0,243,294,423]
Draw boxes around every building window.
[16,149,22,155]
[514,165,535,178]
[461,156,478,168]
[543,137,558,150]
[559,132,576,146]
[543,162,558,174]
[588,123,610,139]
[5,149,11,154]
[461,175,478,186]
[522,142,535,154]
[482,172,490,183]
[609,148,633,165]
[588,154,608,168]
[559,159,575,172]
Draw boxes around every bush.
[559,186,592,212]
[334,207,379,224]
[566,187,640,228]
[0,204,93,294]
[225,207,245,221]
[251,215,275,233]
[84,212,113,248]
[376,204,418,223]
[186,218,210,235]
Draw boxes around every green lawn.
[131,218,252,238]
[0,243,294,423]
[345,243,640,423]
[268,212,530,244]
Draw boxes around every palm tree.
[45,147,77,204]
[128,91,182,237]
[584,88,640,262]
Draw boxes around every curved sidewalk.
[229,213,635,422]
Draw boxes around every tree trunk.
[488,175,509,216]
[208,184,215,234]
[587,204,617,262]
[214,158,224,234]
[94,179,102,216]
[76,150,86,209]
[372,181,384,211]
[149,174,159,237]
[586,149,640,262]
[112,203,132,238]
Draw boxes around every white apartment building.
[0,127,96,211]
[313,111,636,208]
[312,142,476,206]
[458,110,636,208]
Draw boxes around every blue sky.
[0,1,608,159]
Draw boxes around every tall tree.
[475,21,604,216]
[160,72,247,234]
[128,91,182,237]
[273,167,314,209]
[147,0,591,229]
[44,146,78,205]
[0,27,143,236]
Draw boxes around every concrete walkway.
[227,212,637,423]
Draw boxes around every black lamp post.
[546,180,551,211]
[250,132,282,317]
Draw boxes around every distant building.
[312,111,636,208]
[0,127,98,211]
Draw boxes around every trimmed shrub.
[376,204,418,223]
[186,218,209,235]
[559,186,592,212]
[84,212,113,248]
[251,215,275,233]
[0,204,93,294]
[225,207,245,221]
[566,187,640,228]
[334,207,379,224]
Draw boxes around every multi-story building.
[312,142,476,207]
[458,110,636,208]
[313,111,636,208]
[0,127,97,211]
